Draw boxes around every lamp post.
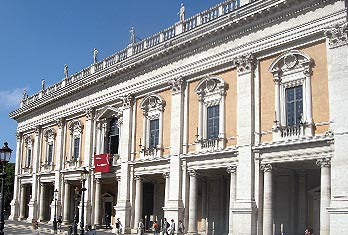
[79,167,88,235]
[53,189,58,233]
[0,142,12,235]
[73,186,80,235]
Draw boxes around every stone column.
[227,166,237,235]
[261,164,273,235]
[38,183,46,221]
[304,68,314,135]
[62,181,70,223]
[9,132,22,220]
[19,184,27,220]
[94,178,102,226]
[54,118,65,219]
[233,54,257,235]
[133,176,143,229]
[316,158,331,235]
[163,172,170,208]
[188,169,198,235]
[325,23,348,234]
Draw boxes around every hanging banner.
[94,154,110,172]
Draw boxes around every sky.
[0,0,224,162]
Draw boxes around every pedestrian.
[32,220,40,235]
[168,219,175,235]
[138,219,145,235]
[57,215,62,231]
[153,220,160,235]
[115,218,123,235]
[162,218,170,235]
[305,228,314,235]
[178,220,185,235]
[105,212,110,228]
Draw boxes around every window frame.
[68,120,83,163]
[43,128,56,165]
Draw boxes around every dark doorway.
[143,182,154,230]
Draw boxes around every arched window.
[194,77,228,150]
[139,94,166,158]
[269,50,314,139]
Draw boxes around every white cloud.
[0,88,26,110]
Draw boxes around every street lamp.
[0,142,12,235]
[53,189,58,233]
[79,167,88,235]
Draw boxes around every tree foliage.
[4,163,15,212]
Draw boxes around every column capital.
[16,132,22,141]
[134,175,143,181]
[95,178,103,184]
[34,125,42,136]
[227,165,237,174]
[85,107,95,121]
[260,164,272,172]
[56,117,65,129]
[235,53,256,75]
[116,176,121,182]
[325,23,348,49]
[188,169,198,177]
[168,77,184,94]
[122,94,134,109]
[162,172,170,179]
[316,157,331,168]
[64,180,71,185]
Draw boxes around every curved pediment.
[194,77,227,96]
[96,106,122,121]
[269,50,312,74]
[140,94,166,112]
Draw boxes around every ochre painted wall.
[187,80,199,153]
[260,42,330,143]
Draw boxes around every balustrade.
[21,0,240,106]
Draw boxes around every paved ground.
[4,220,115,235]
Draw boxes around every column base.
[115,200,132,232]
[27,200,38,222]
[328,197,348,234]
[8,199,19,221]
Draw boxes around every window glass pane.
[27,149,32,167]
[73,137,80,160]
[150,119,159,147]
[47,143,53,163]
[286,86,303,126]
[108,118,120,154]
[207,105,219,139]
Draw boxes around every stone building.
[8,0,348,234]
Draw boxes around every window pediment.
[194,77,227,101]
[269,50,312,75]
[96,106,123,121]
[44,128,56,141]
[140,94,166,114]
[69,120,83,134]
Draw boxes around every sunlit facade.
[8,0,348,234]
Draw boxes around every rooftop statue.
[41,79,45,90]
[22,89,27,100]
[130,27,135,44]
[178,3,185,22]
[93,48,99,64]
[64,64,69,79]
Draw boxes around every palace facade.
[8,0,348,235]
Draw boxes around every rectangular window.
[207,105,219,139]
[73,137,80,160]
[150,119,159,148]
[286,86,303,126]
[108,118,120,155]
[47,143,53,163]
[26,148,32,167]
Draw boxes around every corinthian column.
[94,178,102,226]
[316,158,331,235]
[62,181,70,224]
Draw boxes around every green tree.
[3,163,15,213]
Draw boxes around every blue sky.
[0,0,224,161]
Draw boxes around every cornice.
[10,0,340,120]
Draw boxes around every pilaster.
[233,53,257,235]
[9,132,22,220]
[325,22,348,235]
[165,77,185,224]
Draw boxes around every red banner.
[94,154,110,172]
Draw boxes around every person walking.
[153,220,160,235]
[138,219,145,235]
[168,219,175,235]
[178,220,185,235]
[115,218,123,235]
[162,218,170,235]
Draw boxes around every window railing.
[280,124,303,138]
[65,157,81,169]
[139,146,163,159]
[40,161,54,173]
[22,166,32,174]
[195,137,224,151]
